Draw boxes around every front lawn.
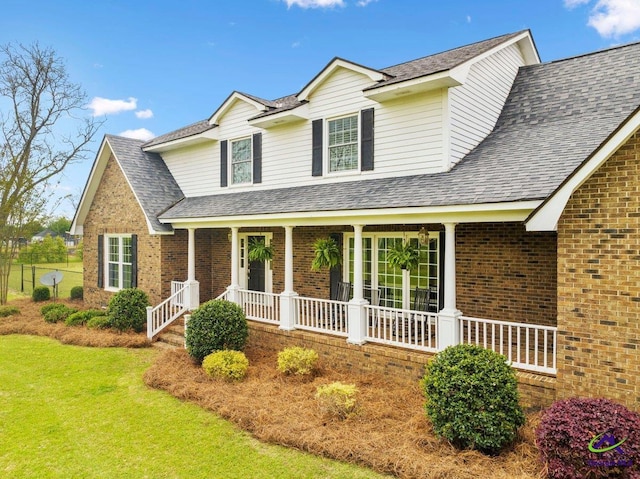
[0,335,385,479]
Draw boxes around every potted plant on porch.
[386,240,419,271]
[311,237,342,271]
[248,237,274,262]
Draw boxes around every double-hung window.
[328,114,359,173]
[231,137,252,184]
[107,235,133,290]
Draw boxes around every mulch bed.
[2,297,545,478]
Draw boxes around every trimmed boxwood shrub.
[107,288,149,332]
[44,305,78,324]
[0,306,20,317]
[33,286,50,302]
[202,350,249,381]
[277,346,319,376]
[421,344,525,454]
[87,315,112,330]
[69,286,83,300]
[537,397,640,478]
[185,299,248,362]
[65,309,105,327]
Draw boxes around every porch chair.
[412,287,431,312]
[330,281,351,331]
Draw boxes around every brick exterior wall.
[456,223,557,326]
[248,322,556,409]
[83,155,164,308]
[556,130,640,409]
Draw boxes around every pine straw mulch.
[0,297,150,348]
[144,344,546,479]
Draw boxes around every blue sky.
[2,0,640,217]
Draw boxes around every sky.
[2,0,640,218]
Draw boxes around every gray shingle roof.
[106,135,184,232]
[159,40,640,221]
[143,120,214,148]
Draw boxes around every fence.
[9,264,83,299]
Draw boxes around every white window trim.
[104,234,132,292]
[238,232,273,292]
[325,113,360,176]
[229,136,253,186]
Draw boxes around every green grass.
[7,260,82,299]
[0,336,386,479]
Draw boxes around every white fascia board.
[248,103,310,129]
[161,200,541,229]
[298,58,386,102]
[364,71,462,102]
[208,92,270,126]
[460,30,540,70]
[526,109,640,231]
[143,130,218,153]
[70,137,111,235]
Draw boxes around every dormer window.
[231,137,252,184]
[328,114,359,173]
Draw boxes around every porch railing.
[170,280,185,307]
[366,305,438,352]
[237,289,280,325]
[460,316,557,374]
[146,282,188,339]
[294,296,349,337]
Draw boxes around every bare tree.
[0,43,100,304]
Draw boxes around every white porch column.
[184,228,200,310]
[227,226,241,304]
[437,222,461,350]
[348,224,367,345]
[279,225,298,331]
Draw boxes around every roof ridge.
[543,37,640,66]
[380,30,526,71]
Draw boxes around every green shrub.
[87,315,112,330]
[40,303,65,316]
[65,309,105,327]
[0,306,20,317]
[69,286,83,300]
[107,288,149,332]
[537,397,640,478]
[202,350,249,381]
[277,346,319,376]
[185,300,248,362]
[32,286,51,302]
[421,344,525,454]
[44,305,78,324]
[315,382,359,419]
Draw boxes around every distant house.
[71,30,640,409]
[31,229,59,243]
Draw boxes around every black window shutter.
[311,119,323,177]
[361,108,374,171]
[97,235,104,288]
[131,234,138,288]
[220,140,228,187]
[252,133,262,184]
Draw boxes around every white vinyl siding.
[448,43,525,167]
[162,143,216,197]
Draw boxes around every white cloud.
[282,0,344,8]
[119,128,155,141]
[588,0,640,37]
[87,97,137,116]
[356,0,377,6]
[135,109,154,119]
[292,41,301,48]
[564,0,590,7]
[466,15,472,23]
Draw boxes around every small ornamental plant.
[43,305,78,323]
[0,306,20,317]
[65,309,106,327]
[277,346,319,376]
[315,382,359,420]
[536,397,640,479]
[185,300,248,362]
[69,286,83,300]
[107,288,149,332]
[32,286,50,302]
[202,350,249,382]
[421,344,525,454]
[87,315,112,330]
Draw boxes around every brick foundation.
[247,322,556,409]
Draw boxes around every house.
[71,30,640,409]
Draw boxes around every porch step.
[153,318,185,349]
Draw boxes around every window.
[328,114,358,172]
[346,232,440,309]
[231,137,252,184]
[107,235,133,290]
